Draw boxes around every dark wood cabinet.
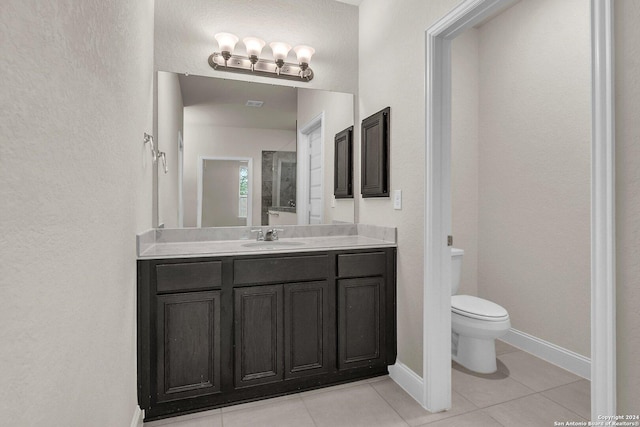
[284,281,333,378]
[338,277,386,370]
[334,126,354,198]
[233,285,283,388]
[156,291,221,402]
[138,248,396,422]
[361,107,390,197]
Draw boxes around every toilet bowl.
[451,248,510,374]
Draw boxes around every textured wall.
[476,0,591,357]
[451,29,480,298]
[297,89,355,224]
[614,0,640,414]
[358,0,464,376]
[157,71,184,228]
[0,0,154,425]
[154,0,358,94]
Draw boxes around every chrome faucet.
[265,228,284,241]
[250,228,284,241]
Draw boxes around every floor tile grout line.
[497,350,585,383]
[539,377,590,416]
[537,390,591,422]
[415,408,507,427]
[541,377,586,393]
[367,381,413,427]
[455,387,538,411]
[297,394,320,427]
[479,408,509,427]
[494,368,583,395]
[476,388,590,422]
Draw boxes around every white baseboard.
[388,360,424,405]
[501,328,591,380]
[130,406,142,427]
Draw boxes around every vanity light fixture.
[208,33,314,82]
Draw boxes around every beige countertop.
[137,225,397,259]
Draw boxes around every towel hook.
[143,133,168,174]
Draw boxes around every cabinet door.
[361,107,390,197]
[156,291,221,403]
[334,126,353,198]
[338,277,386,370]
[234,285,284,388]
[284,281,333,379]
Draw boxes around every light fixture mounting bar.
[208,52,314,82]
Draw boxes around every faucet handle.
[250,229,265,241]
[271,228,284,240]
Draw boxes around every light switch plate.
[393,190,402,210]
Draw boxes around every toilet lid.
[451,295,509,321]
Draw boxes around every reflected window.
[239,165,248,218]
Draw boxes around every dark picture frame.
[334,126,354,198]
[361,107,390,197]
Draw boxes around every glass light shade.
[269,42,292,62]
[214,32,239,53]
[243,37,266,58]
[293,45,315,65]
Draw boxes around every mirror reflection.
[157,72,355,228]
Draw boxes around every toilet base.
[452,333,498,374]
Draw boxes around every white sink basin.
[241,240,307,249]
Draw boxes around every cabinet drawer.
[233,255,328,285]
[337,252,386,278]
[156,261,222,293]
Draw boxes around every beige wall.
[615,0,640,414]
[183,117,295,227]
[476,0,591,357]
[297,89,355,224]
[359,0,462,375]
[451,29,480,297]
[157,71,184,228]
[0,1,154,426]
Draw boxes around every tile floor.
[145,341,590,427]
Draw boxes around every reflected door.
[199,159,250,227]
[308,125,323,224]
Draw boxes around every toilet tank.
[451,248,464,295]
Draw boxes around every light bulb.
[293,45,315,69]
[214,32,239,62]
[269,42,292,67]
[243,37,266,59]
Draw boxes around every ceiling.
[178,75,298,130]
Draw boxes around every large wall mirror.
[156,72,355,228]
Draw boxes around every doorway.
[297,113,325,225]
[423,0,615,418]
[197,156,253,227]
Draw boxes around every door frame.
[197,156,253,227]
[297,112,325,225]
[178,130,184,227]
[423,0,616,418]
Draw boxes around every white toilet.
[451,248,510,374]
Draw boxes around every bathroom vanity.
[136,225,397,421]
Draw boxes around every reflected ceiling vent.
[245,100,264,107]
